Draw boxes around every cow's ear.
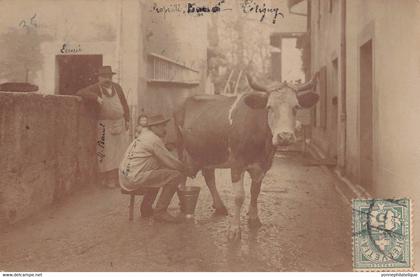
[244,93,268,109]
[296,90,319,108]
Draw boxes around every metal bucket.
[177,186,200,218]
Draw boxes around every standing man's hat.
[96,66,116,76]
[146,114,170,127]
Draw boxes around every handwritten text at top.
[150,0,284,24]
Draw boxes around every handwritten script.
[241,0,284,24]
[97,123,106,162]
[60,43,82,54]
[150,0,283,24]
[150,0,232,17]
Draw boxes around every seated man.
[119,114,190,223]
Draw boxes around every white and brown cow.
[174,72,319,240]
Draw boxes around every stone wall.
[0,92,97,225]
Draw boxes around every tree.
[207,0,273,94]
[0,26,51,83]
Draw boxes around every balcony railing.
[147,53,200,87]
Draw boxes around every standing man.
[119,114,191,223]
[77,66,130,188]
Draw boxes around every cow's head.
[245,74,319,146]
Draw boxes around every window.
[147,53,200,86]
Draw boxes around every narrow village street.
[0,153,353,272]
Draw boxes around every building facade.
[308,0,420,264]
[138,0,208,142]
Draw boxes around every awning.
[287,0,307,16]
[288,0,305,9]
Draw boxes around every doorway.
[359,40,373,191]
[56,55,103,95]
[281,38,305,83]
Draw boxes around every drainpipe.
[340,0,347,174]
[289,9,307,17]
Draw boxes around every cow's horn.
[246,73,269,92]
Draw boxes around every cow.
[174,72,319,240]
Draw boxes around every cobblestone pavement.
[0,153,353,271]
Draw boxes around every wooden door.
[56,55,102,95]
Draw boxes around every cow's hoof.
[248,217,262,229]
[213,205,228,216]
[227,225,242,241]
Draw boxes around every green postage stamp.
[352,198,413,271]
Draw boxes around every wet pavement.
[0,153,353,271]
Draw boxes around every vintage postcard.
[0,0,419,273]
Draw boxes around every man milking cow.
[119,70,319,234]
[119,114,193,223]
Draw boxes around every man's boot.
[153,183,184,224]
[140,188,159,218]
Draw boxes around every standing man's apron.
[96,86,129,172]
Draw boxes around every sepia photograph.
[0,0,419,273]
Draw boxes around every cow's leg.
[202,168,228,216]
[247,165,265,228]
[248,180,263,228]
[227,168,245,241]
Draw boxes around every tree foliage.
[207,1,273,94]
[0,26,52,82]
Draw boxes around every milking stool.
[121,187,160,221]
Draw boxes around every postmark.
[352,198,413,271]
